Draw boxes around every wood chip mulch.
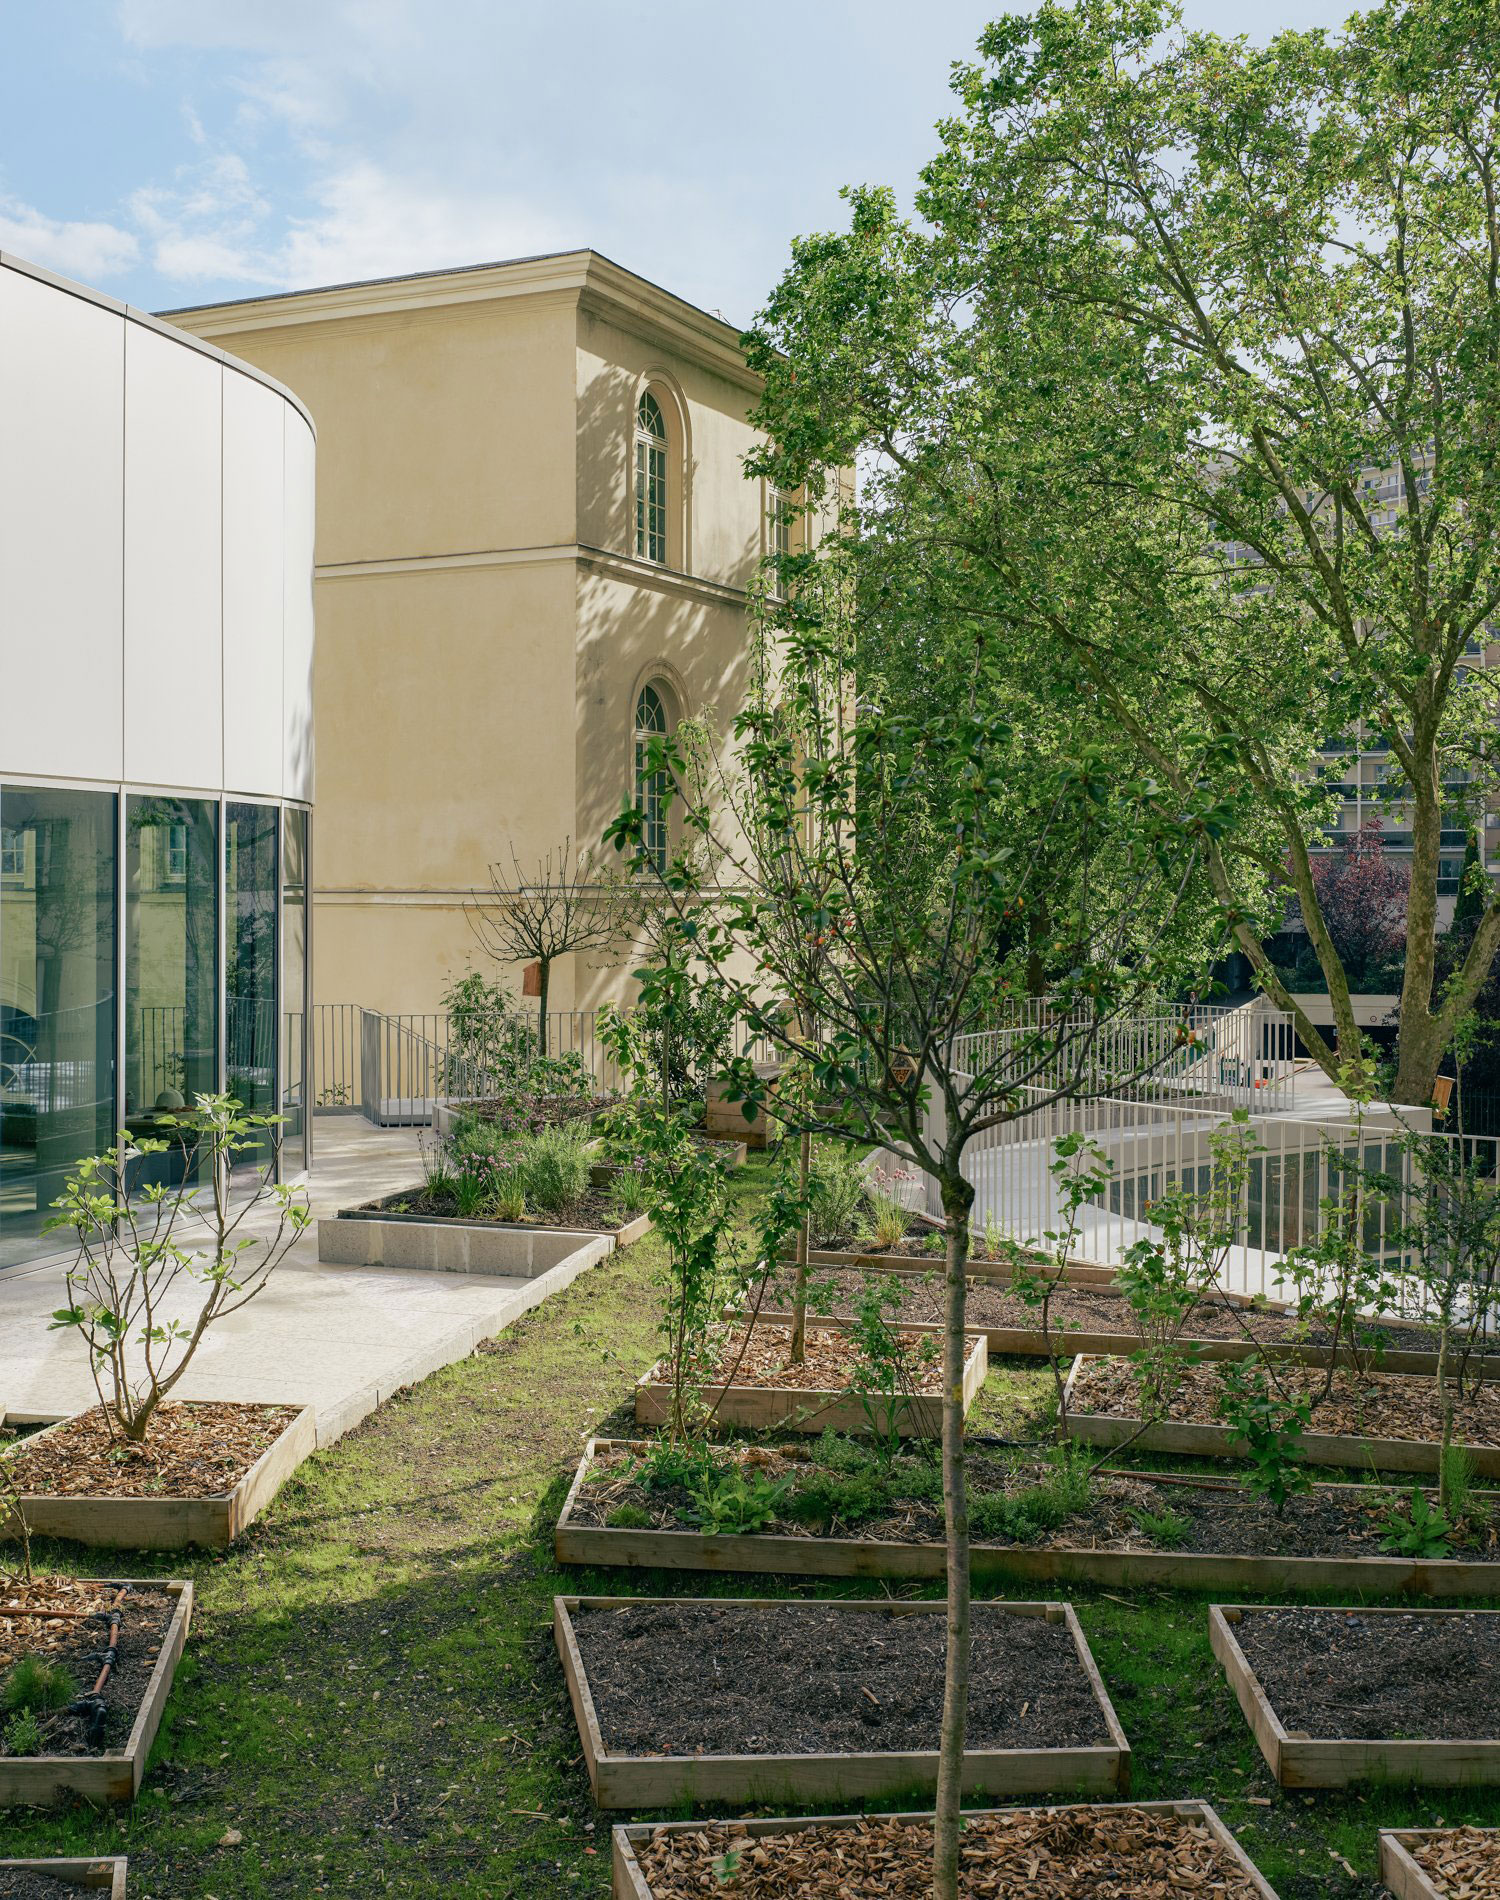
[1411,1827,1500,1897]
[2,1400,299,1500]
[670,1324,944,1395]
[1074,1357,1500,1447]
[632,1807,1267,1898]
[0,1575,125,1672]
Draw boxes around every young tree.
[465,838,625,1053]
[1301,820,1411,992]
[609,599,1223,1900]
[746,0,1500,1106]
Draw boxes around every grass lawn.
[2,1150,1497,1897]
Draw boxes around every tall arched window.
[634,683,670,871]
[635,392,668,565]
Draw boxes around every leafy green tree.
[745,0,1500,1107]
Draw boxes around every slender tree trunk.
[932,1170,973,1900]
[1437,1316,1456,1513]
[790,1127,812,1365]
[537,958,550,1057]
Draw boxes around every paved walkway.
[0,1116,610,1444]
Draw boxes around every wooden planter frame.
[556,1438,1500,1595]
[1210,1604,1500,1788]
[555,1594,1130,1809]
[757,1282,1468,1379]
[0,1862,127,1896]
[1061,1356,1500,1476]
[633,1334,987,1438]
[779,1251,1117,1286]
[610,1799,1280,1900]
[0,1580,191,1806]
[2,1404,316,1550]
[1380,1828,1500,1899]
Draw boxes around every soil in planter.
[0,1576,175,1757]
[571,1600,1110,1757]
[763,1266,1441,1354]
[1409,1828,1500,1897]
[0,1872,104,1898]
[2,1401,298,1501]
[1233,1609,1500,1740]
[1073,1358,1500,1448]
[680,1324,943,1397]
[630,1807,1265,1898]
[572,1438,1500,1564]
[359,1185,630,1232]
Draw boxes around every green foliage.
[807,1142,867,1248]
[515,1122,592,1222]
[1126,1505,1192,1551]
[629,1438,717,1495]
[969,1457,1092,1545]
[1215,1361,1313,1518]
[863,1165,916,1250]
[1379,1486,1457,1559]
[683,1465,791,1535]
[604,1503,652,1530]
[2,1707,42,1757]
[3,1657,75,1716]
[782,1463,894,1531]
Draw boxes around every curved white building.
[0,251,316,1267]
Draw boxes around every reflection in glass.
[281,807,308,1174]
[0,787,117,1269]
[227,803,278,1173]
[125,796,217,1183]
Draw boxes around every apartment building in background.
[168,252,787,1021]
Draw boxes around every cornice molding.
[314,539,750,607]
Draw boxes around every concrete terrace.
[0,1116,610,1445]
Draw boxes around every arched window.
[634,683,670,871]
[635,392,668,565]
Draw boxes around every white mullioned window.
[635,392,668,564]
[767,484,790,561]
[634,683,670,872]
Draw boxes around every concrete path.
[0,1116,611,1445]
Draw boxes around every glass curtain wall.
[0,787,117,1269]
[281,807,308,1174]
[226,803,279,1174]
[125,795,218,1185]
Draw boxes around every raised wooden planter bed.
[555,1594,1129,1809]
[757,1275,1470,1377]
[0,1580,191,1806]
[1210,1604,1500,1788]
[2,1404,315,1550]
[1062,1355,1500,1476]
[0,1862,127,1897]
[611,1799,1280,1900]
[1381,1828,1500,1899]
[780,1249,1118,1285]
[320,1206,647,1275]
[633,1330,987,1437]
[555,1438,1500,1596]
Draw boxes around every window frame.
[634,392,668,566]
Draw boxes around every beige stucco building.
[168,250,780,1018]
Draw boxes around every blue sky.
[3,0,1368,326]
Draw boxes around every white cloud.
[0,196,140,282]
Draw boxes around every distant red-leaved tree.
[1301,820,1410,980]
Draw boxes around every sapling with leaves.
[43,1095,309,1445]
[606,603,1224,1900]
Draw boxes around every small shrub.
[782,1466,892,1531]
[632,1439,717,1494]
[1379,1486,1457,1557]
[2,1708,42,1757]
[605,1503,653,1529]
[3,1657,74,1715]
[1215,1361,1313,1517]
[517,1122,593,1220]
[609,1157,650,1218]
[807,1143,867,1247]
[1126,1505,1192,1550]
[970,1458,1092,1544]
[684,1466,790,1535]
[862,1167,916,1250]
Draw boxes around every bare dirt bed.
[360,1184,630,1230]
[0,1874,98,1899]
[571,1600,1108,1756]
[764,1266,1439,1350]
[573,1439,1500,1561]
[629,1807,1266,1898]
[2,1402,297,1500]
[0,1577,174,1757]
[1073,1359,1500,1446]
[692,1324,940,1394]
[1411,1828,1500,1896]
[1234,1609,1500,1740]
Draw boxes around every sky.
[1,0,1369,328]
